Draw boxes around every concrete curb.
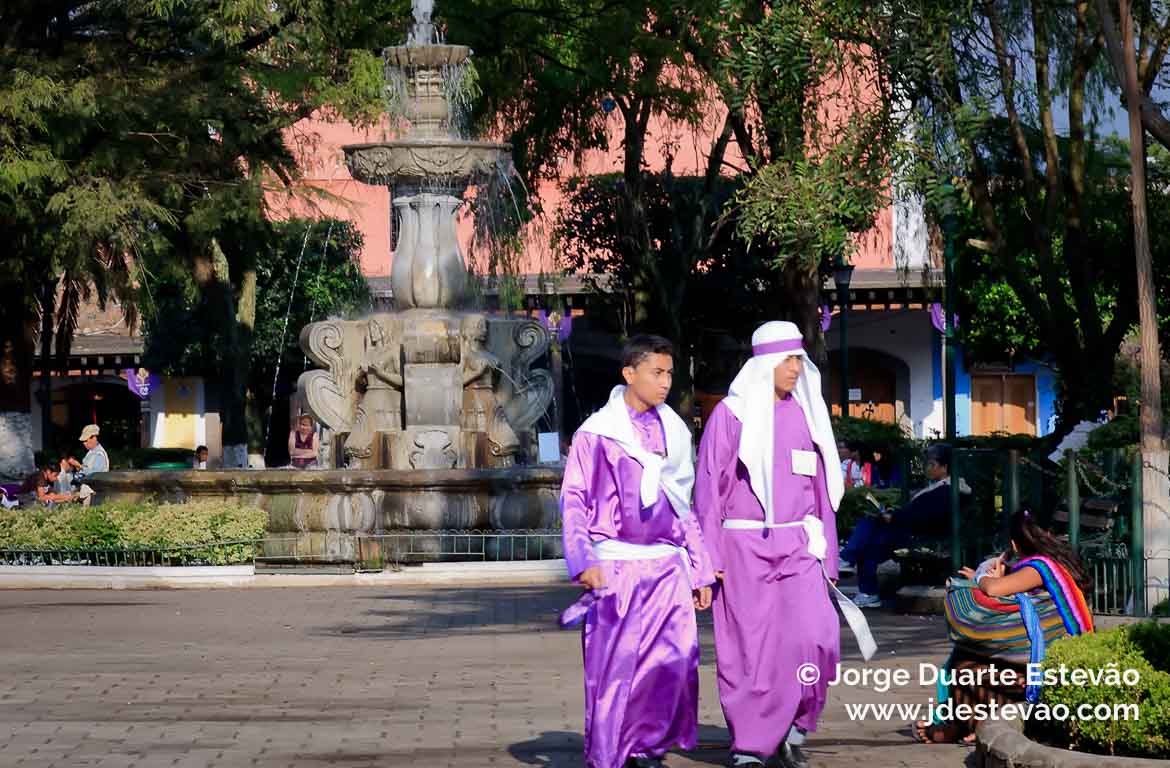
[976,720,1169,767]
[0,560,570,590]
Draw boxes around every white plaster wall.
[824,309,944,438]
[892,192,931,270]
[194,379,206,448]
[149,384,165,448]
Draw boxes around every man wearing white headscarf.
[695,321,873,768]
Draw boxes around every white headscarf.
[577,385,695,519]
[720,321,845,519]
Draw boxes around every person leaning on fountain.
[558,334,715,768]
[289,415,320,469]
[67,424,109,507]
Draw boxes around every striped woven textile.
[943,556,1092,664]
[1011,555,1094,636]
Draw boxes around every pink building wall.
[278,105,894,279]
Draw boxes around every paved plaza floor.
[0,586,972,768]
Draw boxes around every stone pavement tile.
[0,587,970,768]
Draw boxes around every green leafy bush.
[0,501,267,564]
[1085,415,1138,452]
[1129,620,1170,673]
[951,434,1054,452]
[831,416,914,452]
[1032,624,1170,758]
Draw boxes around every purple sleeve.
[560,432,600,580]
[680,514,716,587]
[816,453,840,580]
[694,403,736,574]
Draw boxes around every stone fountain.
[90,0,562,566]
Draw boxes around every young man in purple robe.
[560,334,716,768]
[695,321,875,768]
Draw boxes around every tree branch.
[1096,0,1170,150]
[985,0,1041,213]
[1064,1,1106,351]
[1139,9,1170,93]
[1031,0,1062,231]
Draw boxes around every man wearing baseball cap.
[67,424,109,506]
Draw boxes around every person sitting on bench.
[840,444,962,607]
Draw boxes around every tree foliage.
[0,0,398,448]
[892,0,1158,425]
[142,219,371,454]
[444,0,911,426]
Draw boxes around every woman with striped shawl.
[913,508,1094,744]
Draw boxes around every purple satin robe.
[694,397,840,758]
[561,404,715,768]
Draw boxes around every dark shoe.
[626,757,665,768]
[776,742,810,768]
[729,754,765,767]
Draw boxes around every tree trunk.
[195,238,258,468]
[781,262,825,364]
[225,260,259,467]
[1054,340,1118,428]
[1119,0,1169,613]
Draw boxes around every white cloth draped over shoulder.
[576,385,695,519]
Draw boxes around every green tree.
[1,0,396,466]
[695,0,904,351]
[448,0,737,421]
[448,0,906,422]
[554,171,784,382]
[142,219,371,461]
[898,0,1146,427]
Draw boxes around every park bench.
[1052,497,1117,548]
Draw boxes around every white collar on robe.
[576,385,695,519]
[911,475,972,501]
[720,321,845,520]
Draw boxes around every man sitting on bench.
[840,444,960,607]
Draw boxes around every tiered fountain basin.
[90,466,561,564]
[344,140,511,186]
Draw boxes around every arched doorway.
[48,380,141,455]
[825,348,911,425]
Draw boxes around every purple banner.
[929,303,959,334]
[125,368,159,400]
[538,310,573,343]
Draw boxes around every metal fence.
[0,540,259,567]
[942,446,1168,618]
[252,529,565,572]
[1082,542,1135,616]
[355,529,563,571]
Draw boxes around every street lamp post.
[833,262,856,419]
[939,184,961,573]
[940,185,959,441]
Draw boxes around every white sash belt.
[721,514,877,661]
[592,539,694,588]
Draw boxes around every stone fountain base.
[90,467,562,565]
